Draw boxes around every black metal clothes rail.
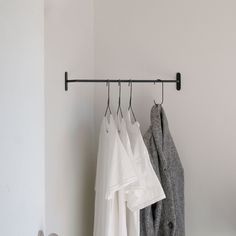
[64,71,182,91]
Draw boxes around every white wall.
[94,0,236,235]
[44,0,95,235]
[1,0,235,235]
[0,1,45,236]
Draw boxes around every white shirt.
[93,115,138,236]
[124,111,166,235]
[116,114,166,236]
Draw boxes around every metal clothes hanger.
[104,80,112,117]
[128,80,137,122]
[116,80,123,118]
[154,79,164,105]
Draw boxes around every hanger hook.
[117,80,123,118]
[128,79,133,109]
[154,79,164,105]
[128,79,137,121]
[118,80,121,104]
[107,80,110,105]
[104,80,112,116]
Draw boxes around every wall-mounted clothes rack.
[64,71,182,91]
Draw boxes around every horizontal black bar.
[65,71,181,91]
[67,79,176,83]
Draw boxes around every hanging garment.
[93,115,138,236]
[125,111,166,212]
[115,114,166,236]
[140,105,184,236]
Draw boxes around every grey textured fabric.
[140,105,184,236]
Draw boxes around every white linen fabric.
[93,113,165,236]
[93,115,137,236]
[115,116,140,236]
[116,114,166,236]
[124,111,166,212]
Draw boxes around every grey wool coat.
[140,105,185,236]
